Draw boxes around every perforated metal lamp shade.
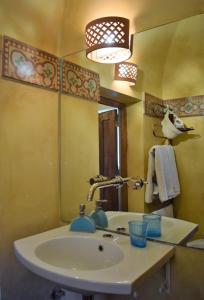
[115,62,138,85]
[85,16,133,64]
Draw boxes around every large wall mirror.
[60,12,204,250]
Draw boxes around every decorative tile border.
[144,93,204,118]
[144,93,164,118]
[2,36,60,91]
[165,95,204,117]
[3,36,203,111]
[61,60,100,102]
[1,36,100,102]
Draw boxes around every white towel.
[145,146,159,203]
[145,145,180,203]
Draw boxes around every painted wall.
[162,14,204,99]
[127,15,204,239]
[127,100,164,213]
[173,117,204,238]
[126,101,145,212]
[0,0,64,298]
[160,15,204,237]
[60,94,99,222]
[0,2,203,299]
[0,80,60,300]
[60,14,204,237]
[0,0,64,55]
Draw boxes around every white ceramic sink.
[14,226,174,295]
[35,236,123,271]
[106,211,198,245]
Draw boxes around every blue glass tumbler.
[143,214,161,237]
[128,221,148,248]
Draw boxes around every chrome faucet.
[87,176,147,201]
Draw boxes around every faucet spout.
[87,176,130,201]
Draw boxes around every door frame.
[99,96,128,211]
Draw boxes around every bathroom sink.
[35,236,123,271]
[14,226,174,295]
[106,211,198,245]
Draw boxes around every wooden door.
[99,109,119,211]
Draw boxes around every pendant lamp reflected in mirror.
[115,62,138,85]
[85,16,133,64]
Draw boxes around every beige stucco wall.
[0,0,64,298]
[60,94,99,222]
[0,1,203,299]
[173,116,204,238]
[60,14,204,237]
[0,0,64,55]
[126,101,145,212]
[160,15,204,238]
[127,15,204,240]
[0,80,60,299]
[162,14,204,99]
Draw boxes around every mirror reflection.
[60,13,204,250]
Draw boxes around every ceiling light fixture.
[114,62,138,85]
[85,16,133,64]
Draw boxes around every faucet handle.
[79,204,86,216]
[89,175,109,185]
[128,178,148,190]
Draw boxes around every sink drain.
[98,245,104,251]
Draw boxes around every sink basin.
[106,211,198,245]
[35,236,123,271]
[14,226,174,295]
[107,212,143,228]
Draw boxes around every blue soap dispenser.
[70,204,96,233]
[90,200,108,229]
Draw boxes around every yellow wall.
[0,0,64,298]
[162,14,204,99]
[127,100,165,213]
[60,95,99,222]
[60,14,204,237]
[126,15,204,240]
[0,2,203,298]
[126,101,145,212]
[0,80,60,299]
[173,117,204,238]
[160,15,204,237]
[0,0,64,55]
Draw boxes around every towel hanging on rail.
[145,145,180,203]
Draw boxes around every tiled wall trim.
[144,93,164,118]
[144,93,204,118]
[1,36,100,102]
[62,60,100,102]
[2,36,60,91]
[165,96,204,117]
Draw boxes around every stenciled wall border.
[1,36,100,102]
[2,36,204,109]
[61,60,100,102]
[144,93,164,118]
[144,93,204,118]
[2,36,60,91]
